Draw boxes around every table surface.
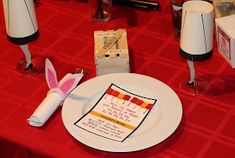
[0,0,235,158]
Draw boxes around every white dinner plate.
[62,73,182,152]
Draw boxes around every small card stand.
[94,29,130,76]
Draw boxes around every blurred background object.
[113,0,160,10]
[90,0,112,22]
[170,0,185,36]
[213,0,235,18]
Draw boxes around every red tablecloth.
[0,1,235,158]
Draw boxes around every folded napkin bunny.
[28,58,84,127]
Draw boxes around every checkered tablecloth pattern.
[0,0,235,158]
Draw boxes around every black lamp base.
[7,30,39,45]
[180,48,213,61]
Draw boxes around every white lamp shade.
[180,1,214,61]
[2,0,39,45]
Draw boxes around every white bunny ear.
[45,58,59,89]
[59,73,83,95]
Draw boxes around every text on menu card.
[74,84,157,142]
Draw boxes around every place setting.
[26,27,183,152]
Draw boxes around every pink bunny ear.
[45,58,58,89]
[59,74,83,95]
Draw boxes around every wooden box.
[94,29,130,76]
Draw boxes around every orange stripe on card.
[141,102,148,108]
[117,93,124,99]
[90,111,135,130]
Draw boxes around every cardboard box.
[94,29,130,76]
[215,14,235,68]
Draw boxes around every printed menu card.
[74,84,157,142]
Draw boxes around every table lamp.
[179,1,214,95]
[2,0,43,75]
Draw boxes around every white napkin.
[28,92,63,127]
[28,59,84,127]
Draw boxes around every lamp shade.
[180,1,214,61]
[2,0,39,45]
